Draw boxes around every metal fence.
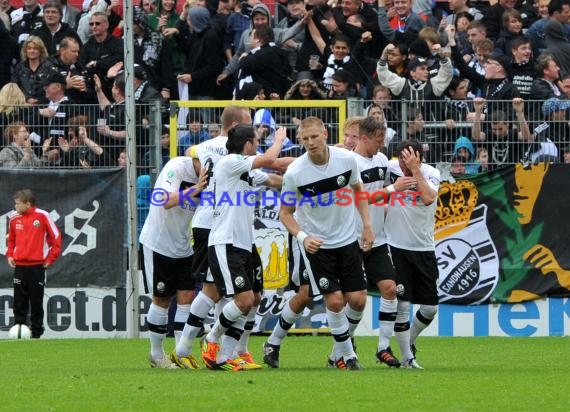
[2,98,567,173]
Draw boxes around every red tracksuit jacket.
[7,207,62,266]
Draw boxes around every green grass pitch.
[2,336,570,411]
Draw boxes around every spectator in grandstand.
[132,6,174,101]
[12,36,53,105]
[368,85,399,129]
[527,0,570,57]
[58,114,103,167]
[562,145,570,162]
[386,105,434,162]
[306,27,363,94]
[383,42,408,76]
[452,136,481,175]
[46,37,95,104]
[140,0,156,14]
[0,0,14,20]
[175,6,225,122]
[0,19,19,89]
[544,18,570,78]
[448,26,520,119]
[276,0,306,76]
[476,146,488,171]
[283,78,327,127]
[284,78,327,100]
[449,154,466,176]
[471,97,530,168]
[437,76,474,155]
[60,0,80,30]
[327,69,358,99]
[76,0,108,43]
[409,35,441,79]
[377,0,426,45]
[460,21,491,74]
[445,0,483,25]
[223,0,254,63]
[531,53,562,103]
[0,83,33,130]
[208,123,221,139]
[142,124,170,170]
[30,0,83,57]
[506,36,536,102]
[494,9,524,56]
[253,108,302,157]
[32,72,79,164]
[561,74,570,98]
[236,25,292,99]
[377,43,453,127]
[79,11,124,100]
[216,3,306,90]
[321,0,382,58]
[525,97,570,162]
[178,109,209,155]
[10,0,44,45]
[235,81,266,100]
[7,189,61,339]
[148,0,185,99]
[447,11,473,56]
[481,0,517,41]
[0,121,50,167]
[93,72,125,167]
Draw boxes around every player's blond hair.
[299,116,326,133]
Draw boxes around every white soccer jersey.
[192,136,268,230]
[139,156,198,258]
[208,154,258,251]
[385,159,440,251]
[282,146,361,249]
[352,151,389,247]
[192,136,229,230]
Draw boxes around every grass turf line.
[1,336,569,411]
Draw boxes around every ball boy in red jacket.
[7,189,62,338]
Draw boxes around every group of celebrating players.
[140,105,440,371]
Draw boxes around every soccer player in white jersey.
[352,117,405,367]
[200,124,287,371]
[139,156,207,368]
[385,139,441,369]
[171,106,262,369]
[279,116,374,370]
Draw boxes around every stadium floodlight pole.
[123,0,140,338]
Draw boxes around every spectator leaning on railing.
[0,121,50,167]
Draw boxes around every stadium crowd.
[2,0,570,168]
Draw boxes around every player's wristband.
[386,184,395,194]
[296,230,308,245]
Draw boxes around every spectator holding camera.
[79,11,123,99]
[58,114,103,167]
[47,36,96,104]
